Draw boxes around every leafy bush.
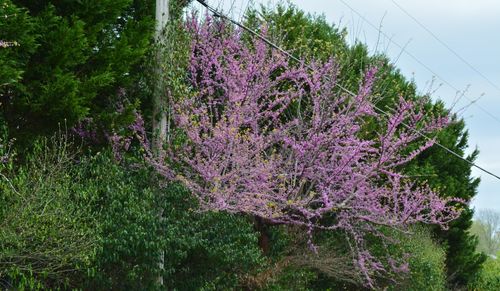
[79,156,265,290]
[385,227,447,291]
[0,134,97,290]
[0,129,265,289]
[76,151,265,289]
[469,257,500,290]
[76,151,164,290]
[161,183,265,290]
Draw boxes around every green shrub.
[160,183,265,290]
[469,257,500,290]
[386,226,447,291]
[0,135,97,290]
[79,155,265,290]
[75,151,164,290]
[0,130,266,289]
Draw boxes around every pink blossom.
[130,15,461,286]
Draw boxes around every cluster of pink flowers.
[129,15,463,286]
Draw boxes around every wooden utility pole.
[153,0,169,153]
[154,0,169,287]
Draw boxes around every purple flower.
[132,14,460,287]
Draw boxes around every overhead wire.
[194,0,500,181]
[390,0,500,94]
[337,0,500,125]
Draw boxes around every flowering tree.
[130,16,462,286]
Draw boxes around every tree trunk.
[255,216,271,255]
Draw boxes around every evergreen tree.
[0,1,36,94]
[1,0,155,145]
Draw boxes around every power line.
[194,0,500,181]
[390,0,500,94]
[336,0,500,125]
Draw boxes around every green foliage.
[284,226,447,291]
[386,227,447,291]
[469,258,500,290]
[74,151,164,290]
[246,3,347,62]
[2,0,154,144]
[263,266,318,291]
[161,183,265,290]
[0,126,164,290]
[0,1,37,88]
[0,129,265,289]
[237,227,361,290]
[0,134,97,290]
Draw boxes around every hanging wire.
[337,0,500,125]
[390,0,500,95]
[194,0,500,181]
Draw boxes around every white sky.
[191,0,500,212]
